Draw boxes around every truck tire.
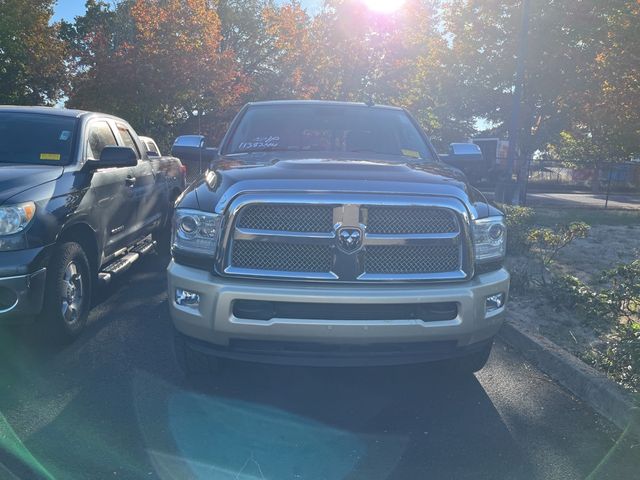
[449,341,493,374]
[173,329,221,377]
[43,242,92,342]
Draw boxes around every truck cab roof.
[245,100,405,112]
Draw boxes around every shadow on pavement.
[0,257,633,479]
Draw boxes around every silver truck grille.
[366,206,458,234]
[221,195,473,282]
[365,245,461,274]
[237,205,334,233]
[232,241,333,272]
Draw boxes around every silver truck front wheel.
[43,242,92,342]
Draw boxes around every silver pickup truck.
[167,100,509,374]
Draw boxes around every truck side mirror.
[88,146,138,169]
[171,135,206,161]
[171,135,219,176]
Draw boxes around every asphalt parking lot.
[0,256,638,480]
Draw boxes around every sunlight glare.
[361,0,406,14]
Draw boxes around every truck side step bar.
[98,237,156,285]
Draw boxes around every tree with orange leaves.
[66,0,248,147]
[261,1,317,99]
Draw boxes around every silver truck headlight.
[472,216,506,263]
[0,202,36,236]
[172,209,221,256]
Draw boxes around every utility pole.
[500,0,532,204]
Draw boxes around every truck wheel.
[43,242,92,342]
[450,341,493,374]
[173,329,221,378]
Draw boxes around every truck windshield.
[226,104,434,161]
[0,112,78,165]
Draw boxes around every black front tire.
[42,242,93,343]
[173,329,221,378]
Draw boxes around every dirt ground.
[507,225,640,386]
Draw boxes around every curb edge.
[498,320,639,439]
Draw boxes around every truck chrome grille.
[222,195,472,282]
[237,205,333,233]
[232,241,333,273]
[365,245,460,274]
[366,206,458,234]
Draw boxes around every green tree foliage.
[442,0,640,166]
[548,2,640,173]
[2,0,636,158]
[0,0,67,104]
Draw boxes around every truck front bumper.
[167,261,510,366]
[0,246,52,322]
[0,268,47,322]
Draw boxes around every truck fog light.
[485,293,506,312]
[175,289,200,308]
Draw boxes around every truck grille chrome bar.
[218,194,474,282]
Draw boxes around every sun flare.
[361,0,406,14]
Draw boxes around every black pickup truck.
[167,100,509,374]
[0,106,185,340]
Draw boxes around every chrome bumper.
[168,261,509,364]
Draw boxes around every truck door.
[84,120,137,257]
[115,124,163,236]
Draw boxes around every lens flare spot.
[361,0,406,14]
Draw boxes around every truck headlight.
[472,216,506,263]
[172,209,221,256]
[0,202,36,236]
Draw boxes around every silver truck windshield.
[226,104,434,161]
[0,113,78,165]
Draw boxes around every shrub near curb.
[499,205,639,393]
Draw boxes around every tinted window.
[117,125,141,158]
[226,105,433,161]
[0,113,77,165]
[86,121,118,160]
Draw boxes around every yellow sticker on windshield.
[401,149,421,159]
[40,153,61,161]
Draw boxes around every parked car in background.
[0,106,186,340]
[139,136,161,157]
[167,100,509,375]
[439,142,486,184]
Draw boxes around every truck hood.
[0,164,64,204]
[181,155,490,218]
[214,156,467,184]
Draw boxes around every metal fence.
[181,158,208,185]
[528,162,640,190]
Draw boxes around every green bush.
[585,323,640,392]
[498,204,535,255]
[601,259,640,320]
[551,259,640,392]
[548,274,615,326]
[527,222,590,284]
